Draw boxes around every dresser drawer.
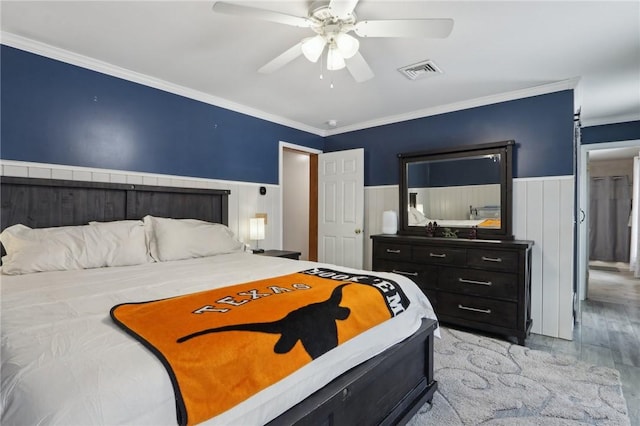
[373,243,412,261]
[439,268,518,301]
[413,246,465,266]
[467,248,518,272]
[372,259,437,290]
[371,234,533,345]
[437,292,517,328]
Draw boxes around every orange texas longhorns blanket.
[479,218,501,228]
[110,267,410,426]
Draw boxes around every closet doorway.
[578,140,640,305]
[279,142,321,261]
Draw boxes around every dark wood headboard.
[1,176,230,233]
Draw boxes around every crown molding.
[0,32,326,137]
[2,32,587,139]
[326,78,581,136]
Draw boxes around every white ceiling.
[1,1,639,136]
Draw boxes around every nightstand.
[255,250,301,260]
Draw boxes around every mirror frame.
[398,140,514,240]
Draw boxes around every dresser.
[371,234,533,345]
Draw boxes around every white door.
[318,148,364,269]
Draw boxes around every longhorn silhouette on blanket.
[177,284,352,359]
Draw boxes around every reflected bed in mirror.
[399,140,514,240]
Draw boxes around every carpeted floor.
[408,327,630,425]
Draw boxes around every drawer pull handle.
[458,278,493,286]
[458,304,492,314]
[392,269,419,277]
[386,249,401,254]
[481,256,503,263]
[429,253,447,258]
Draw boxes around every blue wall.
[325,91,575,186]
[0,46,323,184]
[582,121,640,144]
[1,46,576,188]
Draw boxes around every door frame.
[278,141,322,252]
[577,138,640,301]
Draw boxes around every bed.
[0,176,438,426]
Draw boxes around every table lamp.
[249,217,265,253]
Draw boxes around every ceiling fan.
[212,1,454,83]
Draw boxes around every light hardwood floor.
[588,261,640,305]
[528,267,640,425]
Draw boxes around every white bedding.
[407,207,488,227]
[1,252,438,426]
[407,206,503,229]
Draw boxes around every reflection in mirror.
[398,140,514,240]
[407,154,502,229]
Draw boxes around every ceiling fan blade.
[354,19,454,38]
[328,0,360,20]
[212,2,312,28]
[258,42,304,74]
[345,52,374,83]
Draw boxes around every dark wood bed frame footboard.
[0,176,438,426]
[268,318,438,426]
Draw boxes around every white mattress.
[1,252,438,425]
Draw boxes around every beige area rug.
[408,327,630,425]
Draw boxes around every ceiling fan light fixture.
[335,33,359,59]
[212,1,454,83]
[301,35,326,63]
[327,46,346,70]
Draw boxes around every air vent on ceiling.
[398,60,443,80]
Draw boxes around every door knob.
[355,228,362,234]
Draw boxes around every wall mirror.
[399,140,514,240]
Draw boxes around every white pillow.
[0,221,149,275]
[1,224,91,275]
[88,220,151,266]
[408,207,429,226]
[143,216,243,262]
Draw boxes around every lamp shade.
[335,33,359,59]
[327,46,346,70]
[301,35,326,63]
[249,218,265,241]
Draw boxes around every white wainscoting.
[409,184,500,220]
[513,176,574,340]
[364,185,400,271]
[2,161,574,339]
[364,176,575,340]
[0,161,282,251]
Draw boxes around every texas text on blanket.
[189,267,410,317]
